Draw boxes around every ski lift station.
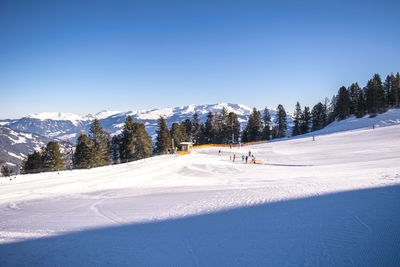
[180,142,193,152]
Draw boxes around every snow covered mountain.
[0,103,289,142]
[0,126,52,170]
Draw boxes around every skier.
[245,155,248,163]
[312,135,315,141]
[248,151,251,156]
[233,154,236,162]
[242,155,245,162]
[218,149,221,155]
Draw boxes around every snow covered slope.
[1,120,399,265]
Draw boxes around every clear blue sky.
[1,0,399,119]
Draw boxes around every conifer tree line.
[22,141,66,174]
[20,71,399,173]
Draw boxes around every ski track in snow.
[1,120,400,266]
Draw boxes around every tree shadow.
[1,185,399,266]
[265,163,314,167]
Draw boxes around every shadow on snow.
[1,185,400,266]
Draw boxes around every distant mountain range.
[0,125,52,169]
[0,103,293,169]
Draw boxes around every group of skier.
[226,150,256,164]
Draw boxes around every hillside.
[1,113,399,265]
[0,126,52,170]
[0,103,292,142]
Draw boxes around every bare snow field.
[1,112,400,266]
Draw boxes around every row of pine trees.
[20,72,399,173]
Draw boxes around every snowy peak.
[26,112,88,126]
[27,112,85,122]
[84,110,123,120]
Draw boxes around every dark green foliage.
[120,116,136,162]
[385,72,400,108]
[311,102,327,131]
[365,74,386,115]
[131,122,153,160]
[22,150,43,173]
[292,102,302,136]
[245,108,263,141]
[191,112,202,145]
[335,86,351,120]
[73,133,92,169]
[262,107,271,140]
[275,104,287,138]
[241,128,248,142]
[300,106,310,134]
[347,83,366,118]
[170,122,187,149]
[203,111,214,144]
[1,165,11,177]
[182,119,192,141]
[383,74,395,107]
[119,116,153,161]
[42,141,65,171]
[111,135,122,164]
[226,112,240,143]
[155,116,172,154]
[395,73,400,107]
[355,89,366,118]
[89,119,111,167]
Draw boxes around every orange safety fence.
[176,151,191,155]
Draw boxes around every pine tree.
[131,122,153,160]
[191,112,202,145]
[383,74,395,107]
[349,83,361,115]
[182,119,192,141]
[335,86,351,120]
[262,107,272,140]
[275,104,287,138]
[22,150,43,173]
[73,132,92,169]
[120,116,136,162]
[89,119,111,167]
[394,72,400,107]
[300,106,310,134]
[292,102,302,136]
[311,102,326,131]
[246,108,262,141]
[213,112,223,143]
[170,122,186,148]
[42,141,65,171]
[220,107,231,143]
[1,165,11,177]
[155,116,172,154]
[226,112,240,143]
[355,89,366,118]
[365,74,386,115]
[203,111,214,144]
[111,135,122,164]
